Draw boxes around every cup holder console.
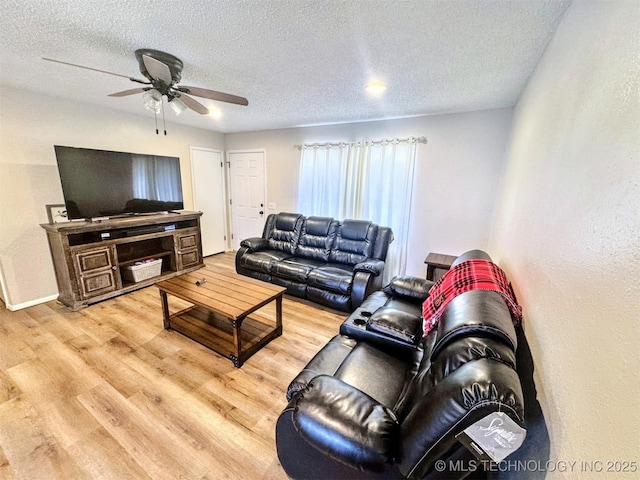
[352,310,373,327]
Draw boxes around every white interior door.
[228,150,266,250]
[190,147,226,256]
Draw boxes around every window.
[132,155,182,202]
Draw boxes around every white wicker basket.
[123,258,162,282]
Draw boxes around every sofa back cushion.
[396,358,523,479]
[372,227,394,261]
[383,276,432,303]
[329,220,378,265]
[389,287,523,479]
[296,216,339,261]
[429,290,517,361]
[394,289,519,417]
[263,213,303,254]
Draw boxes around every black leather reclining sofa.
[276,250,538,479]
[235,212,394,311]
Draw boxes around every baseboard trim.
[4,294,59,311]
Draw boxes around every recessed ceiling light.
[208,108,222,119]
[365,82,387,94]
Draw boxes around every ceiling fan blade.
[142,54,173,85]
[177,85,249,106]
[42,57,148,84]
[178,94,210,115]
[108,88,149,97]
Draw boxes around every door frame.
[226,148,267,250]
[189,146,230,253]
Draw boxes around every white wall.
[489,0,640,475]
[225,108,513,277]
[0,88,224,309]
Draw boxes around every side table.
[424,252,457,281]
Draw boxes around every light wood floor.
[0,252,346,479]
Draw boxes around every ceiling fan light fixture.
[43,50,248,129]
[169,97,187,115]
[143,89,162,114]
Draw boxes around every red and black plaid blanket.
[422,259,522,337]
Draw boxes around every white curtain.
[297,138,419,282]
[132,155,182,201]
[297,144,350,219]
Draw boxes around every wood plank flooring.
[0,252,345,479]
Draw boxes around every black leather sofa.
[235,212,394,311]
[276,250,534,479]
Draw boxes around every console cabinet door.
[72,246,119,299]
[176,229,202,270]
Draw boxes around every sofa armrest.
[354,259,386,276]
[367,308,422,346]
[351,270,384,309]
[239,237,269,252]
[290,374,399,472]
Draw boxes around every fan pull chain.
[154,110,159,135]
[162,100,167,135]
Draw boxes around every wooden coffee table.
[156,266,286,367]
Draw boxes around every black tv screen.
[54,146,184,220]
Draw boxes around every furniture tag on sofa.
[455,412,526,463]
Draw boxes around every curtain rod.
[293,136,427,150]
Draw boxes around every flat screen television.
[54,145,184,220]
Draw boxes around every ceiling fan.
[43,49,248,133]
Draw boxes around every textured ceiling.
[0,0,571,133]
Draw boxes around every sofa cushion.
[307,264,354,294]
[295,216,338,261]
[425,336,517,391]
[329,220,378,265]
[385,296,423,318]
[291,375,399,471]
[372,227,394,261]
[288,335,409,409]
[238,250,293,274]
[334,342,410,408]
[271,276,307,298]
[430,290,518,361]
[366,308,421,346]
[306,287,351,312]
[266,212,303,253]
[383,276,433,302]
[287,335,357,401]
[271,257,325,282]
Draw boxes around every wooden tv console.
[41,211,204,311]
